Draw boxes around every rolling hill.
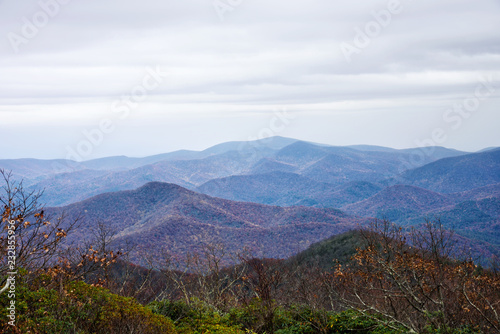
[47,182,365,263]
[339,183,500,247]
[452,183,500,203]
[2,138,471,207]
[259,141,467,186]
[341,185,454,220]
[2,138,497,268]
[396,148,500,193]
[198,172,381,208]
[25,139,295,206]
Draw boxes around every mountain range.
[2,137,499,263]
[46,181,364,262]
[1,137,472,207]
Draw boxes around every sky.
[0,0,499,160]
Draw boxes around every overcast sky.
[0,0,499,160]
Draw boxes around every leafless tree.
[0,169,80,292]
[326,219,500,333]
[149,243,248,311]
[58,220,121,287]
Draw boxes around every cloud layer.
[0,0,499,159]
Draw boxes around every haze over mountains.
[46,181,363,262]
[395,148,500,193]
[2,137,500,261]
[0,137,472,207]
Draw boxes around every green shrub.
[0,278,176,334]
[227,304,404,334]
[423,324,482,334]
[273,306,330,334]
[226,298,282,333]
[226,299,263,331]
[327,310,403,334]
[150,299,245,334]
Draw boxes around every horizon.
[1,0,499,159]
[0,135,495,162]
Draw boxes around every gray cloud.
[0,0,499,159]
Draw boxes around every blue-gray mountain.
[0,137,470,207]
[45,181,365,263]
[2,137,499,258]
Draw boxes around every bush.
[273,306,330,334]
[0,278,176,334]
[327,310,403,334]
[227,303,403,334]
[150,299,246,334]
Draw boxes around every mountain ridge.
[46,181,364,262]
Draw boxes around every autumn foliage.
[328,220,500,333]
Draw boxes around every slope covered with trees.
[44,181,364,263]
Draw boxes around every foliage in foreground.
[150,298,405,334]
[330,221,500,333]
[0,277,176,334]
[149,298,245,334]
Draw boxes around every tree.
[0,169,121,296]
[0,169,79,292]
[151,243,247,312]
[238,257,284,333]
[58,220,121,287]
[328,219,500,333]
